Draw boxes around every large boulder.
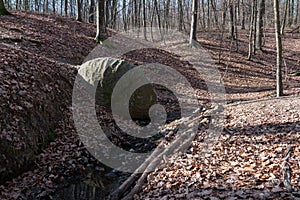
[78,57,157,120]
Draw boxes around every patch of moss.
[94,38,103,44]
[293,71,300,76]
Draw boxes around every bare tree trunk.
[295,0,299,25]
[70,0,74,16]
[44,0,49,13]
[153,0,162,35]
[164,0,170,30]
[201,0,206,29]
[207,0,210,29]
[52,0,55,12]
[95,0,105,42]
[248,0,256,60]
[178,0,184,31]
[24,0,29,10]
[64,0,68,16]
[253,0,257,54]
[255,0,265,51]
[122,0,127,30]
[89,0,95,23]
[281,0,289,35]
[0,0,10,15]
[76,0,82,21]
[189,0,198,46]
[274,0,284,97]
[235,0,239,51]
[111,0,117,29]
[229,1,235,39]
[105,0,109,27]
[211,0,218,28]
[289,0,294,26]
[221,0,227,28]
[142,0,147,39]
[241,0,245,29]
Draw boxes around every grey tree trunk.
[248,0,256,60]
[95,0,105,42]
[255,0,265,51]
[202,0,206,29]
[0,0,10,15]
[241,0,245,29]
[89,0,95,23]
[64,0,68,16]
[76,0,82,21]
[289,0,294,26]
[189,0,198,46]
[52,0,55,12]
[229,2,235,39]
[281,0,289,35]
[122,0,127,30]
[112,0,117,29]
[295,0,299,25]
[143,0,147,40]
[274,0,284,97]
[178,0,184,31]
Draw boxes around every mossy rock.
[79,57,157,120]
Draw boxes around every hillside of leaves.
[0,11,97,184]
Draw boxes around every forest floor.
[0,11,300,199]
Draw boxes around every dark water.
[54,169,129,200]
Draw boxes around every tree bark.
[248,0,256,60]
[189,0,198,46]
[295,0,299,25]
[122,0,127,30]
[201,0,206,29]
[95,0,105,42]
[64,0,68,16]
[178,0,184,31]
[76,0,82,21]
[142,0,147,39]
[241,0,245,29]
[281,0,289,35]
[0,0,10,15]
[255,0,265,51]
[52,0,55,12]
[229,1,235,39]
[89,0,95,23]
[274,0,284,97]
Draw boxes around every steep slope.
[0,11,96,183]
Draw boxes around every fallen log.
[110,104,222,200]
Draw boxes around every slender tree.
[189,0,198,46]
[0,0,10,15]
[64,0,68,16]
[229,1,235,39]
[76,0,82,21]
[178,0,184,31]
[89,0,95,23]
[248,0,256,60]
[95,0,105,42]
[255,0,265,51]
[274,0,283,97]
[281,0,289,35]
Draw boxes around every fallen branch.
[110,105,223,200]
[121,128,197,200]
